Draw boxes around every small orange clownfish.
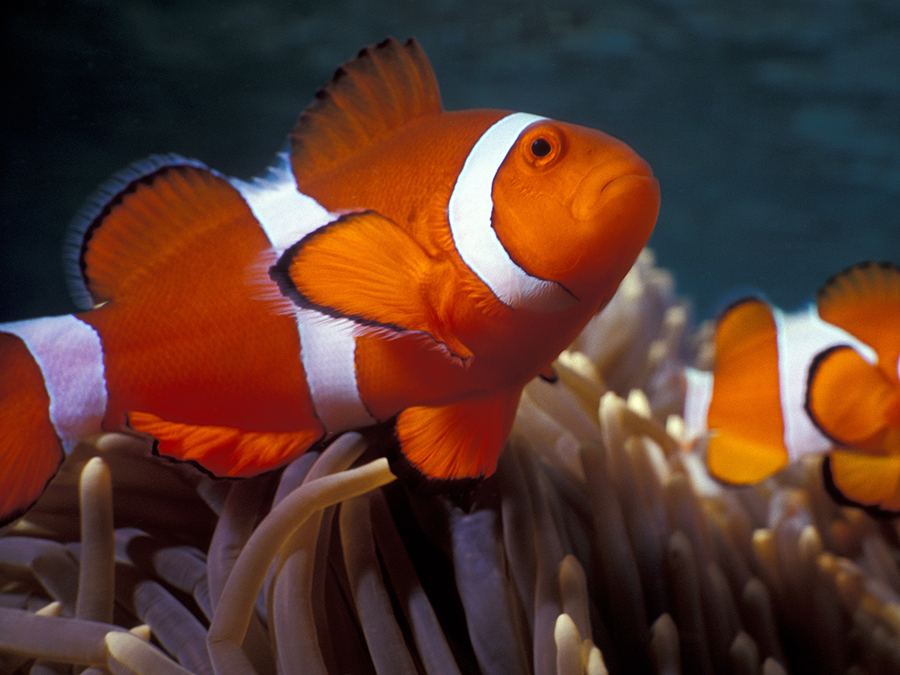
[0,38,660,524]
[683,262,900,514]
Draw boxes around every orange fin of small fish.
[290,37,442,185]
[823,451,900,514]
[706,431,790,485]
[271,210,473,361]
[705,298,789,484]
[395,389,523,480]
[68,157,253,308]
[816,261,900,374]
[806,345,896,449]
[0,332,65,524]
[128,411,322,478]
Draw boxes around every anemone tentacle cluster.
[2,250,899,675]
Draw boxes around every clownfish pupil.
[531,138,552,157]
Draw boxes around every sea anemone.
[2,250,899,675]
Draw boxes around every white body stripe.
[241,164,375,433]
[295,310,376,432]
[775,306,877,460]
[3,315,107,452]
[231,155,334,253]
[682,367,713,442]
[448,112,574,312]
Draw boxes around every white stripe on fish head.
[448,112,576,312]
[775,305,878,460]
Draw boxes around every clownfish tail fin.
[0,329,62,524]
[0,315,107,524]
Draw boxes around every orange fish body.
[683,262,900,513]
[0,38,660,523]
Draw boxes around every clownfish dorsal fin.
[816,261,900,374]
[289,37,442,186]
[270,210,473,362]
[65,156,247,308]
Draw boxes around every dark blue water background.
[2,1,898,324]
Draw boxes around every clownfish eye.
[523,127,563,168]
[531,138,552,157]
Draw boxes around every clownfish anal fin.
[806,345,895,448]
[128,411,323,478]
[0,332,66,525]
[290,38,442,185]
[823,451,900,515]
[395,388,523,480]
[271,210,473,362]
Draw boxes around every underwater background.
[2,0,899,323]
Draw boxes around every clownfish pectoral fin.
[823,452,900,514]
[0,332,66,525]
[271,210,473,362]
[816,261,900,375]
[128,411,323,478]
[290,37,442,186]
[395,388,523,480]
[704,298,790,484]
[806,345,897,449]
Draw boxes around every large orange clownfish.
[683,262,900,514]
[0,38,660,524]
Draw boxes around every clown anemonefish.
[0,38,660,524]
[683,262,900,514]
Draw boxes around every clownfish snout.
[561,154,659,300]
[570,154,656,222]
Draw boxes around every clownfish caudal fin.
[395,388,523,480]
[0,331,64,524]
[270,210,473,362]
[704,298,790,484]
[1,316,108,524]
[816,261,900,373]
[823,452,900,515]
[290,37,442,186]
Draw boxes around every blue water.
[2,0,898,323]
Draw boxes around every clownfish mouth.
[570,158,657,222]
